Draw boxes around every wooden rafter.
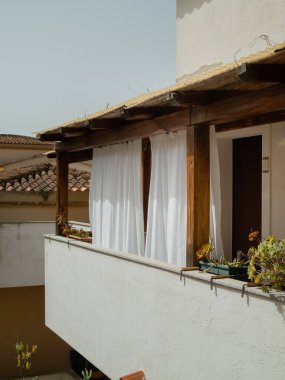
[120,105,183,121]
[40,133,65,142]
[191,83,285,125]
[65,149,93,163]
[216,110,285,132]
[43,83,285,148]
[168,90,249,106]
[54,110,190,152]
[237,63,285,83]
[59,129,88,138]
[46,151,57,159]
[48,149,93,162]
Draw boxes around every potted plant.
[248,231,285,293]
[58,215,92,243]
[197,241,249,281]
[63,223,92,242]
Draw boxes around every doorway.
[232,135,262,258]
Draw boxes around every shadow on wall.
[0,286,71,378]
[176,0,213,19]
[177,62,223,83]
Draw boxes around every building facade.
[39,3,285,380]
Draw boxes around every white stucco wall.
[0,222,54,287]
[45,236,285,380]
[176,0,285,81]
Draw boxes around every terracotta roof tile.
[0,163,90,192]
[0,134,53,146]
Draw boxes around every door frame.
[216,125,271,256]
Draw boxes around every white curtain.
[145,130,187,266]
[89,140,144,255]
[210,125,224,258]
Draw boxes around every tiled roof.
[0,134,53,146]
[0,163,90,192]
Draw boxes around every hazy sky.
[0,1,176,137]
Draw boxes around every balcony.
[45,235,285,380]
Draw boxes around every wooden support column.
[56,152,69,235]
[187,125,210,266]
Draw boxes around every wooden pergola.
[37,44,285,266]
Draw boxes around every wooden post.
[56,152,69,235]
[187,125,210,266]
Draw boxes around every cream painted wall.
[0,192,89,222]
[176,0,285,81]
[45,237,285,380]
[0,146,49,166]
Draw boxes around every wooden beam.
[191,84,285,126]
[87,118,124,130]
[215,110,285,132]
[56,152,69,236]
[120,106,183,120]
[237,63,285,83]
[39,90,250,142]
[65,149,93,163]
[46,151,57,159]
[38,120,121,142]
[47,149,93,162]
[187,125,210,266]
[55,110,190,152]
[52,84,285,150]
[38,133,65,142]
[168,90,248,106]
[60,130,88,138]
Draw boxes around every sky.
[0,0,176,137]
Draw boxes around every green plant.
[81,368,92,380]
[68,227,92,239]
[196,240,248,268]
[57,215,91,239]
[248,232,285,292]
[15,340,37,380]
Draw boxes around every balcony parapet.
[45,235,285,380]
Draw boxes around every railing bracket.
[210,275,232,290]
[180,266,199,280]
[241,282,259,297]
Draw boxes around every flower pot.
[199,261,248,281]
[68,235,92,243]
